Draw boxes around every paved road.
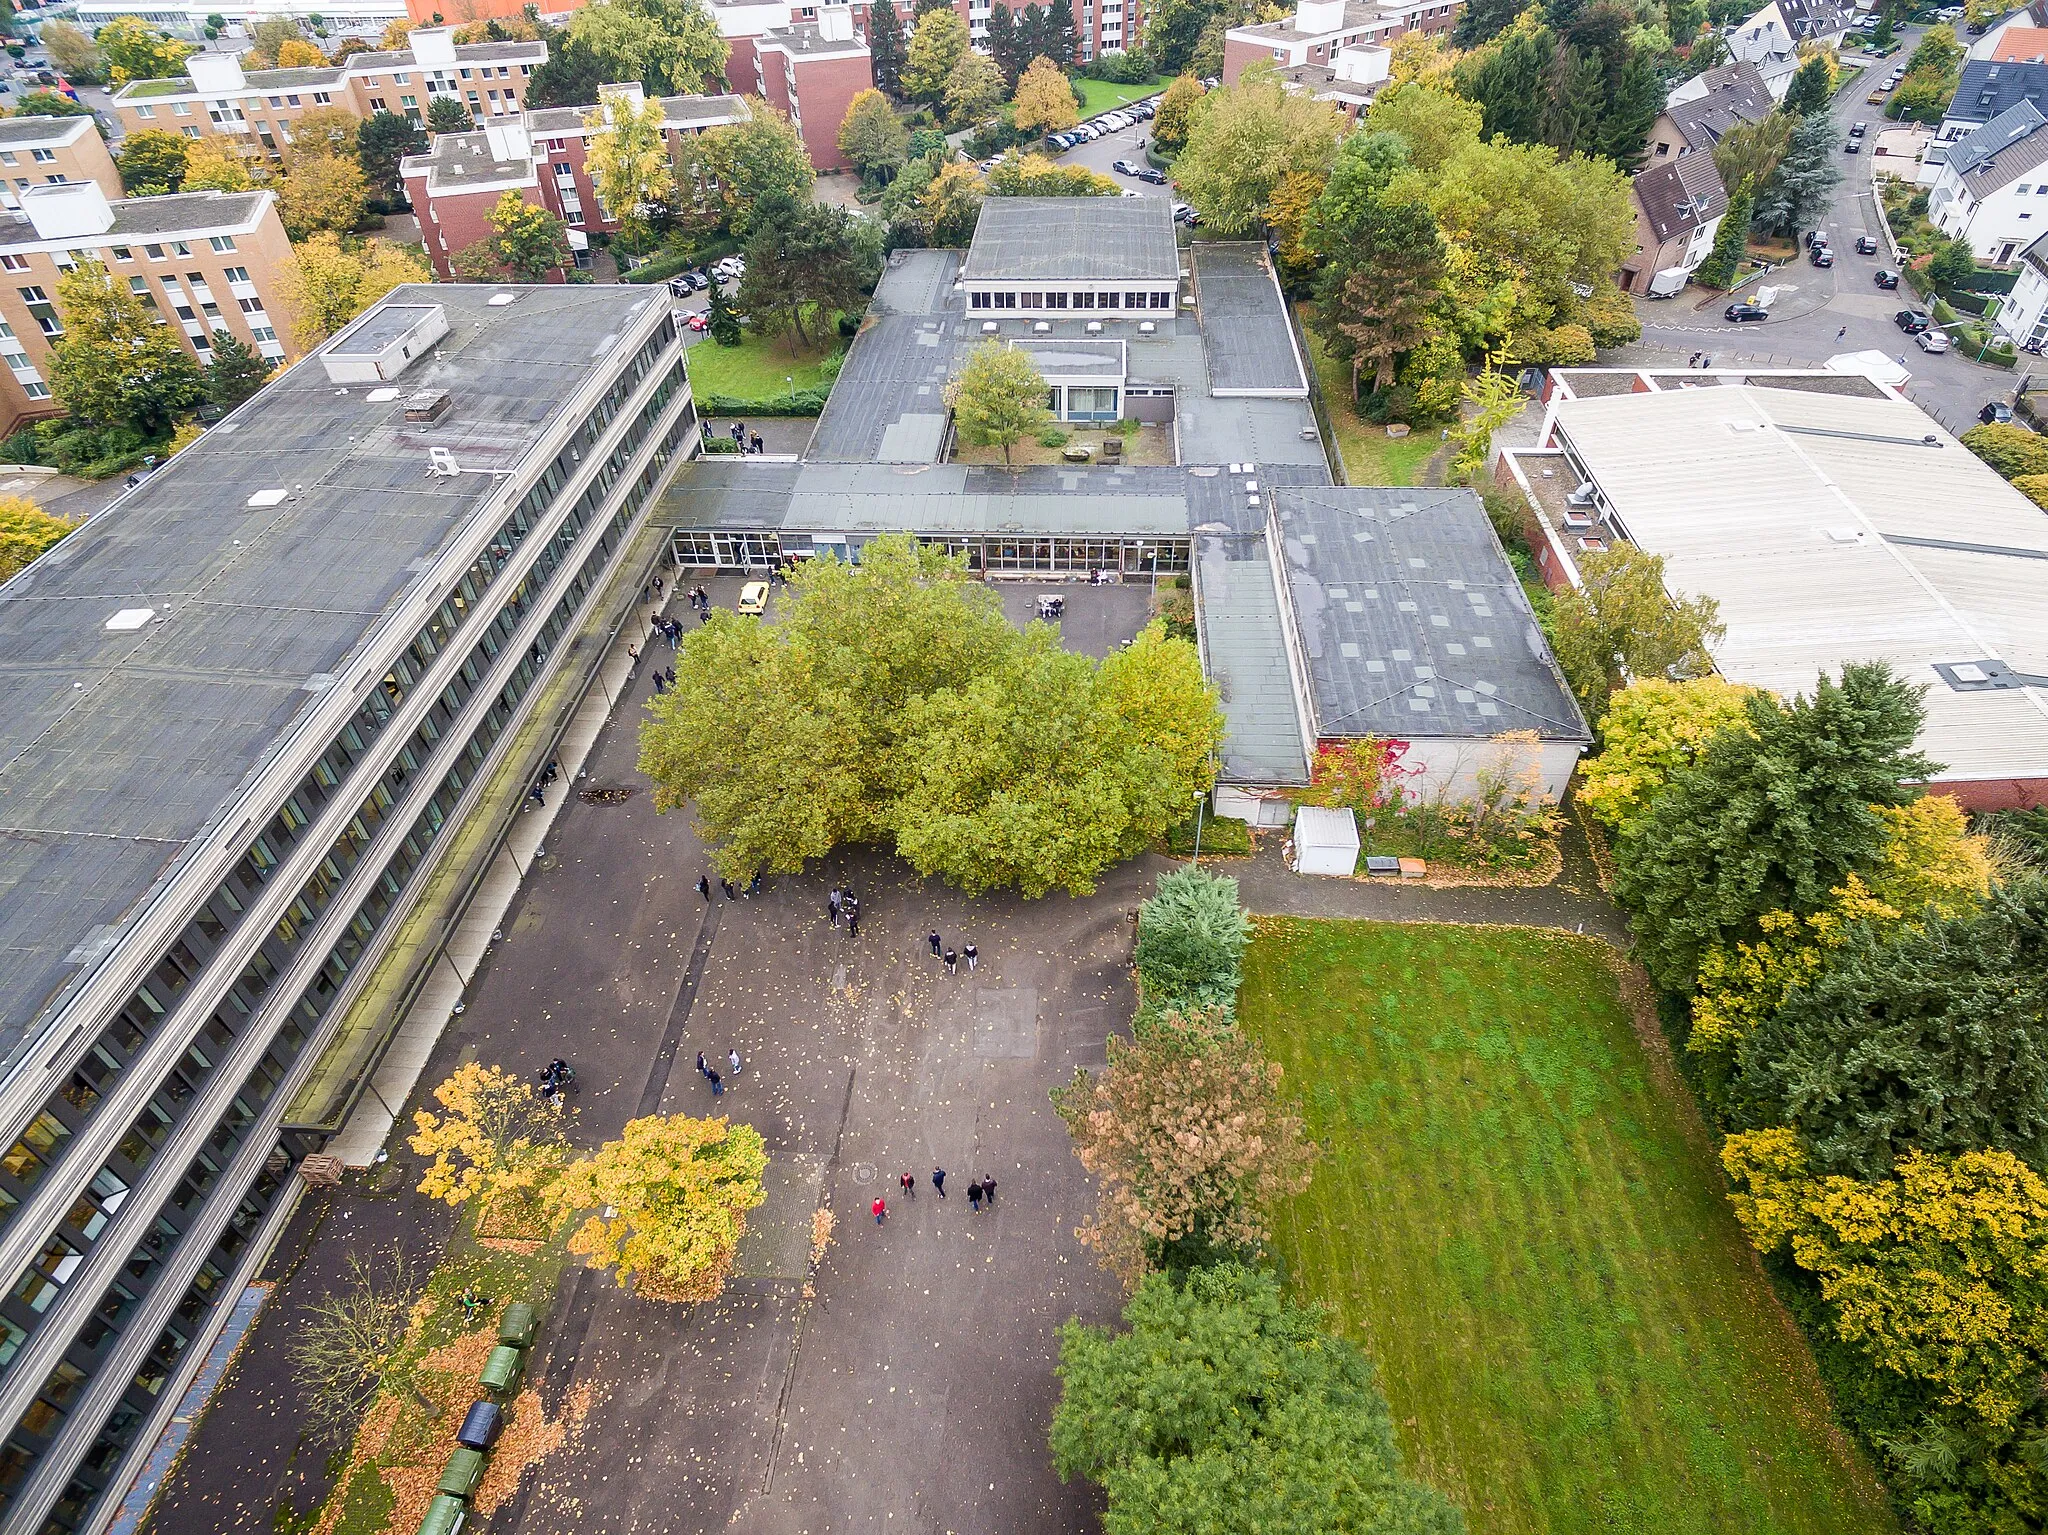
[1625,31,2021,433]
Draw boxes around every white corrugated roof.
[1551,383,2048,785]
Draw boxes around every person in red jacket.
[872,1196,887,1225]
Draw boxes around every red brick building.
[753,9,872,172]
[525,89,752,234]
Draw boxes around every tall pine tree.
[1040,0,1077,67]
[986,3,1023,83]
[867,0,907,97]
[1693,177,1752,289]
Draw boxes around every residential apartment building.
[0,281,698,1535]
[1723,0,1854,98]
[1933,58,2048,147]
[110,27,543,151]
[525,88,750,235]
[75,0,404,41]
[0,182,295,437]
[0,119,122,215]
[754,9,872,172]
[406,90,751,276]
[1222,0,1462,87]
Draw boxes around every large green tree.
[1782,52,1833,117]
[357,110,429,198]
[639,539,1222,894]
[944,337,1051,466]
[1051,1264,1466,1535]
[1549,542,1723,721]
[1730,882,2048,1179]
[1751,111,1840,238]
[867,0,908,97]
[901,7,969,107]
[204,330,271,416]
[685,104,816,239]
[46,261,204,437]
[736,194,880,351]
[1692,177,1752,289]
[561,0,729,94]
[116,128,190,195]
[838,87,908,180]
[1172,67,1343,235]
[1612,662,1937,991]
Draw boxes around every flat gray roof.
[329,303,442,356]
[0,191,271,251]
[805,249,966,464]
[1197,530,1310,785]
[0,283,664,1067]
[962,196,1180,283]
[1011,337,1124,378]
[1193,243,1307,397]
[1273,486,1588,743]
[0,116,90,148]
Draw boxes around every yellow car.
[737,580,770,615]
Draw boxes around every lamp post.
[1190,791,1207,866]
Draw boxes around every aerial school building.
[0,283,696,1535]
[656,195,1589,820]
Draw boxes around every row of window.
[0,362,692,1359]
[969,289,1175,310]
[0,397,696,1535]
[0,322,680,1248]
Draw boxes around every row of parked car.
[1047,97,1157,153]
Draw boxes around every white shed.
[1291,806,1360,877]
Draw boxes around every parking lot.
[1045,96,1177,202]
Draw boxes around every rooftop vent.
[1085,320,1102,333]
[981,320,998,334]
[367,387,401,403]
[404,388,454,424]
[1138,320,1156,335]
[1033,320,1051,333]
[488,292,519,307]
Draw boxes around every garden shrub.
[1135,866,1249,1012]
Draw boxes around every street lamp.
[1190,790,1207,866]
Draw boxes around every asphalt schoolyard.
[147,578,1148,1535]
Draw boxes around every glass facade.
[0,333,695,1535]
[669,530,1190,577]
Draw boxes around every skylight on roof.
[105,608,154,631]
[246,488,287,508]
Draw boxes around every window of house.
[401,95,418,109]
[0,154,15,167]
[313,91,331,103]
[210,235,237,253]
[394,72,410,84]
[267,95,283,107]
[970,291,990,308]
[183,126,201,139]
[288,93,301,105]
[30,149,55,164]
[111,246,132,262]
[0,255,26,273]
[135,105,155,119]
[172,102,191,116]
[1151,291,1172,308]
[1020,291,1043,307]
[22,381,48,399]
[145,244,165,260]
[223,265,249,283]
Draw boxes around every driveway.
[1625,29,2020,433]
[1047,111,1174,199]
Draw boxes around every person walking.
[932,1167,947,1198]
[697,874,712,903]
[900,1170,916,1199]
[728,1047,742,1076]
[846,905,860,938]
[628,643,640,667]
[967,1181,983,1212]
[944,948,957,975]
[929,931,943,958]
[1837,324,1848,340]
[721,878,736,900]
[696,1051,709,1078]
[963,941,977,972]
[979,1175,996,1207]
[829,888,842,925]
[708,1068,723,1097]
[872,1195,887,1224]
[748,870,762,896]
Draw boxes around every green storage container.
[497,1302,536,1350]
[479,1344,524,1397]
[436,1448,487,1500]
[417,1493,468,1535]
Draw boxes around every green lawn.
[1239,919,1898,1535]
[1299,312,1440,485]
[1074,75,1168,115]
[682,329,843,402]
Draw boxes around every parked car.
[1805,230,1829,248]
[1172,201,1191,219]
[1138,166,1169,185]
[684,311,710,332]
[737,581,770,615]
[1917,328,1952,353]
[1981,400,2016,424]
[1725,302,1771,321]
[1874,268,1900,288]
[1895,308,1931,333]
[1810,246,1836,266]
[1850,121,1868,137]
[1856,234,1880,254]
[1133,102,1155,118]
[1111,158,1140,175]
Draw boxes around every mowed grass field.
[1239,919,1897,1535]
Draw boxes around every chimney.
[1294,0,1347,33]
[1331,43,1388,84]
[187,51,246,93]
[818,3,856,41]
[410,24,459,66]
[22,181,115,239]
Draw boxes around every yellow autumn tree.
[1690,796,1991,1059]
[1576,676,1758,837]
[583,93,677,247]
[1012,55,1078,137]
[180,135,256,194]
[277,234,429,347]
[1723,1129,2048,1432]
[0,495,76,583]
[408,1062,572,1219]
[550,1113,767,1301]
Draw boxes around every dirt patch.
[577,783,637,805]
